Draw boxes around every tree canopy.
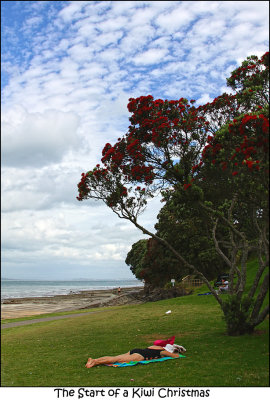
[125,239,148,281]
[77,52,269,335]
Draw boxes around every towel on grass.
[106,355,186,367]
[198,292,213,296]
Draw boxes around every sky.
[1,1,269,280]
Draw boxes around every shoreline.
[1,286,145,320]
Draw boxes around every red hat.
[153,336,175,346]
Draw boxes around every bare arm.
[160,350,180,358]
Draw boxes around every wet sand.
[1,286,144,319]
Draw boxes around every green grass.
[1,258,269,387]
[192,256,268,296]
[1,295,269,387]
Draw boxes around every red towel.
[153,336,175,346]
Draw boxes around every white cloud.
[1,201,158,279]
[133,48,169,65]
[96,16,128,32]
[58,1,88,23]
[22,15,43,32]
[1,0,269,280]
[1,163,85,212]
[196,93,213,105]
[155,7,194,33]
[2,107,80,167]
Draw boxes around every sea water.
[1,279,143,301]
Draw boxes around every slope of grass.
[193,256,268,296]
[1,258,269,387]
[1,294,269,387]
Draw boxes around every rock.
[142,286,191,302]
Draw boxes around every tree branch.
[212,218,241,293]
[250,273,269,323]
[251,304,269,328]
[247,257,268,303]
[212,218,232,268]
[236,242,249,300]
[128,215,223,306]
[199,201,246,241]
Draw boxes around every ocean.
[1,279,144,301]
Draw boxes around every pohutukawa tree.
[77,53,269,335]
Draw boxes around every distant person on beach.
[117,287,121,295]
[85,344,186,368]
[218,279,229,293]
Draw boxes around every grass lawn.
[1,292,269,387]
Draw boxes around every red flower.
[222,162,227,170]
[245,160,254,170]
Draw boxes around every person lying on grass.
[85,344,186,368]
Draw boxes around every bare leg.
[85,352,144,368]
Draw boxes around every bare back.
[147,345,180,358]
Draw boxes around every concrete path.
[1,309,110,329]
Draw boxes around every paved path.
[1,309,110,329]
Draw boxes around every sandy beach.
[1,286,144,319]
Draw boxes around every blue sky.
[1,1,269,280]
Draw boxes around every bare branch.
[247,258,268,302]
[251,305,269,328]
[212,218,232,268]
[250,273,269,323]
[211,218,241,293]
[199,201,246,241]
[236,243,249,300]
[129,216,223,306]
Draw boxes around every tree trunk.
[117,204,269,336]
[221,295,255,335]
